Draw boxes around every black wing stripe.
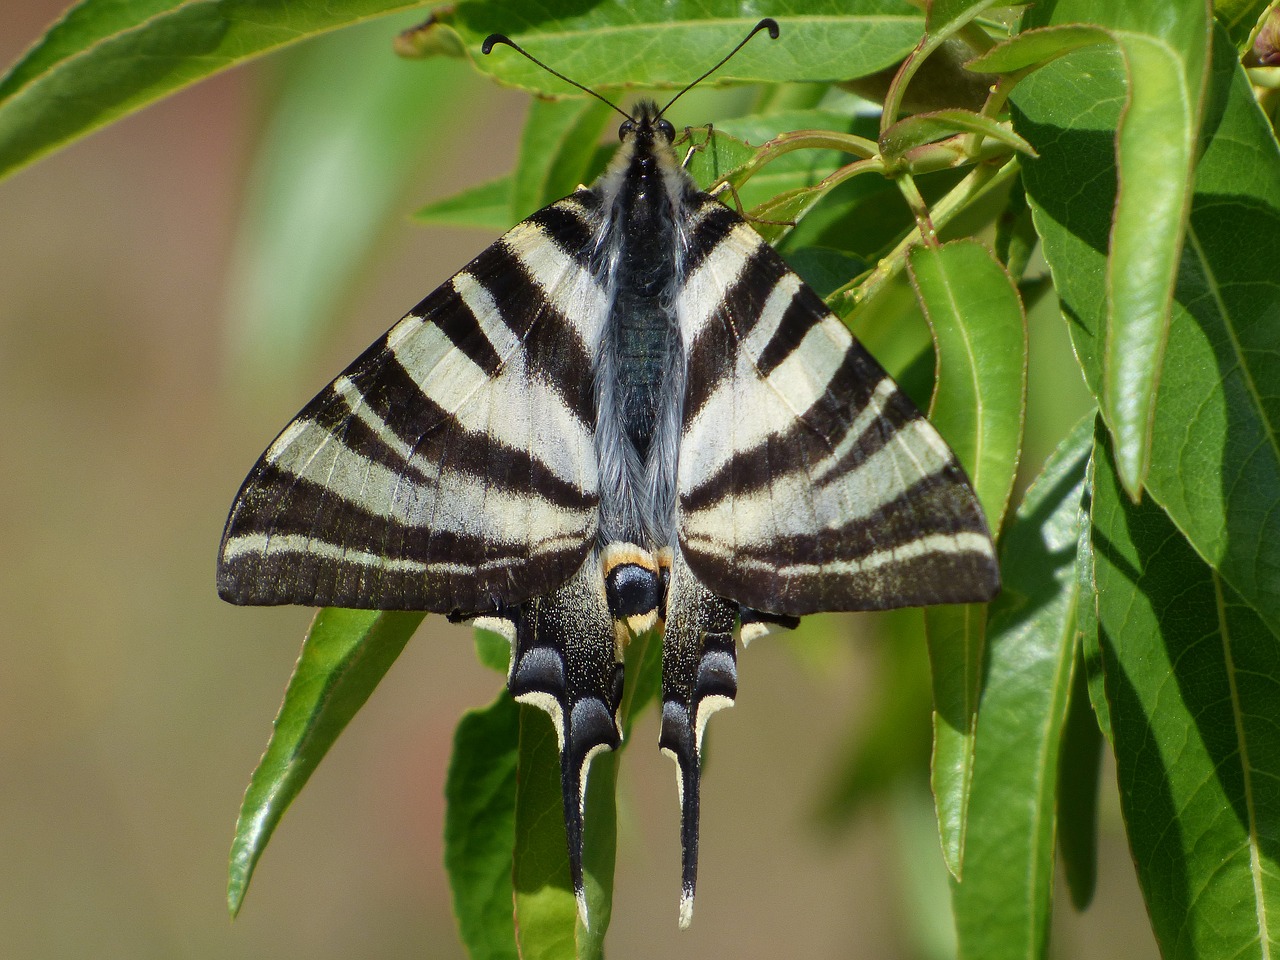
[679,355,903,513]
[681,241,789,424]
[224,465,592,552]
[527,198,600,266]
[680,200,739,277]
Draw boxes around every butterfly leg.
[506,555,624,926]
[658,555,739,928]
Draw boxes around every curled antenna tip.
[481,33,511,55]
[755,18,781,39]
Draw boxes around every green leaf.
[1091,424,1280,958]
[912,241,1028,537]
[1020,0,1213,497]
[1017,25,1280,640]
[445,691,521,960]
[414,174,515,231]
[444,1,927,92]
[0,0,436,183]
[951,417,1091,960]
[226,608,424,916]
[964,25,1111,75]
[908,240,1027,876]
[512,98,614,220]
[223,19,470,389]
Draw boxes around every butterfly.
[217,18,1000,928]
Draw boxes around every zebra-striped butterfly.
[218,19,1000,927]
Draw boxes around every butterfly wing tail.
[508,555,623,928]
[658,556,739,928]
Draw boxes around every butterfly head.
[617,100,676,148]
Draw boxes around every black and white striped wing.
[218,197,607,615]
[676,201,1000,615]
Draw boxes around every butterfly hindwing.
[675,198,1000,616]
[657,554,739,929]
[218,195,609,614]
[501,550,624,922]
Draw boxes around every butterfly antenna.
[659,18,780,117]
[482,34,634,122]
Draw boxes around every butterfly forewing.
[217,195,609,614]
[675,199,999,615]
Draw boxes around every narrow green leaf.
[1103,26,1211,496]
[952,419,1092,960]
[1092,425,1280,958]
[1056,635,1103,912]
[964,25,1111,75]
[1017,26,1280,639]
[227,608,424,916]
[414,174,515,231]
[1019,0,1213,497]
[445,691,520,960]
[881,109,1037,159]
[512,98,613,220]
[223,21,469,388]
[910,241,1028,527]
[908,240,1027,876]
[685,108,873,197]
[444,1,927,92]
[0,0,435,182]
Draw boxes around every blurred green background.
[0,3,1156,957]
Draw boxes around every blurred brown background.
[0,3,1155,957]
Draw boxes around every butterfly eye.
[657,118,676,141]
[618,119,635,140]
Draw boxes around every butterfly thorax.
[592,101,690,550]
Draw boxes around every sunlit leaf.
[227,608,424,915]
[909,239,1027,876]
[0,0,438,182]
[444,1,927,92]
